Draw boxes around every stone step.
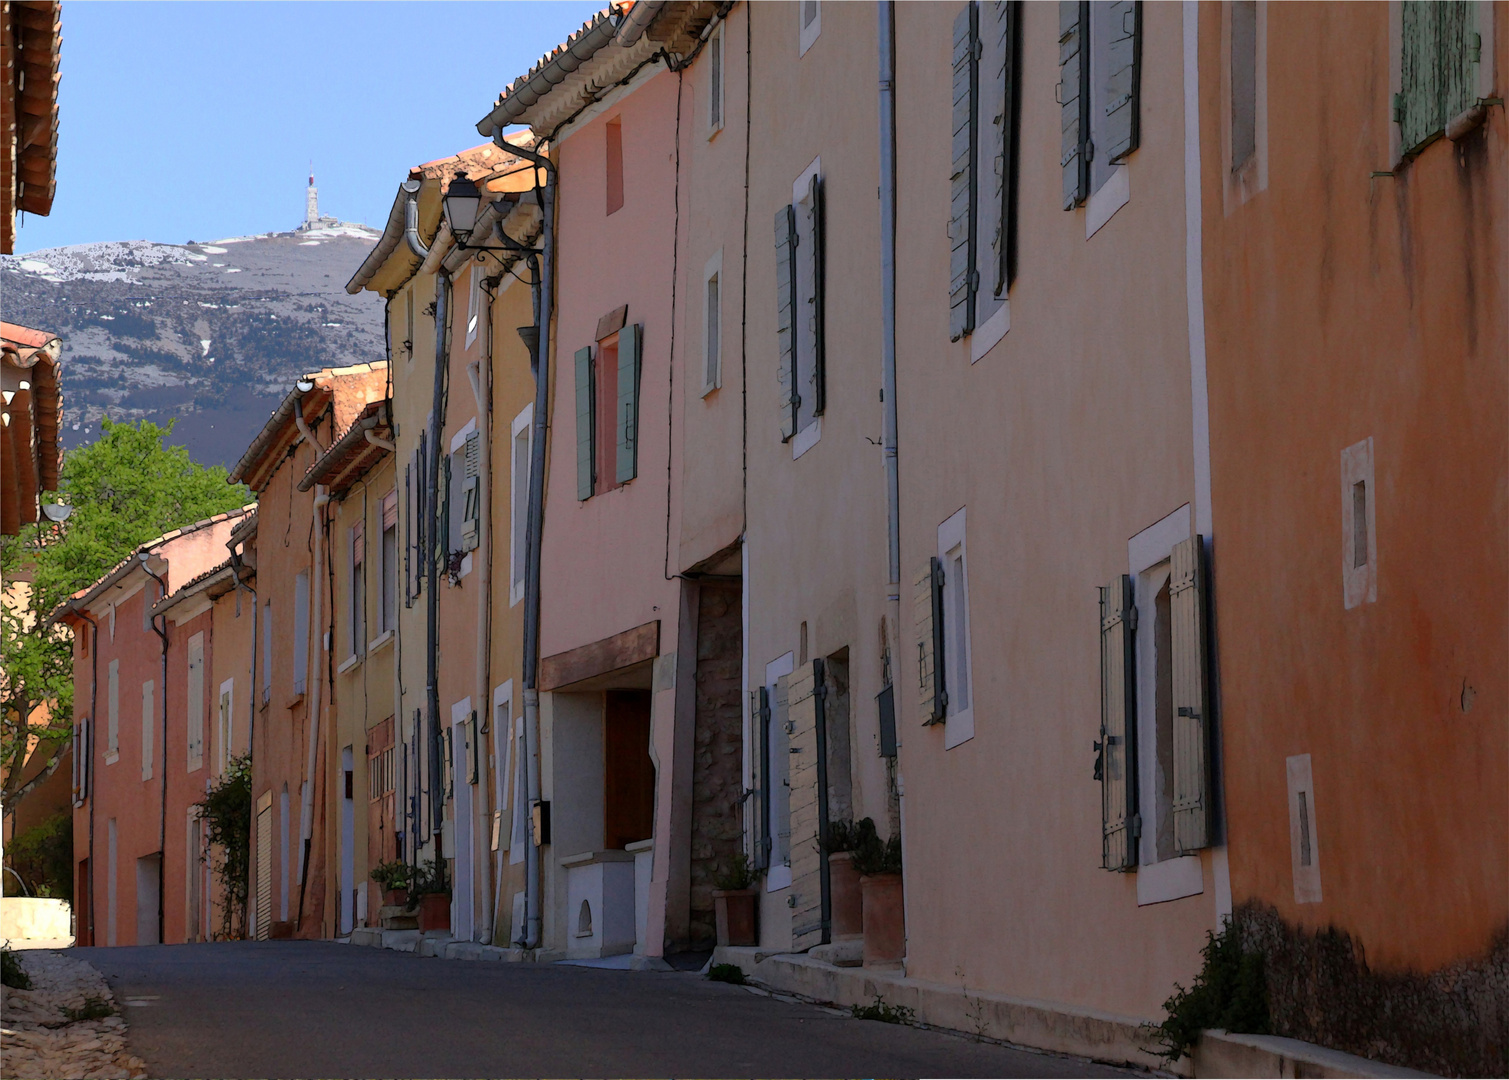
[382,914,419,931]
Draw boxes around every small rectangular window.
[1352,481,1367,569]
[709,26,724,133]
[799,0,821,55]
[107,659,120,757]
[1231,0,1257,170]
[466,267,481,346]
[596,337,621,488]
[704,268,721,393]
[141,679,155,781]
[293,572,310,695]
[381,492,398,634]
[937,507,974,749]
[606,118,624,216]
[261,600,273,701]
[350,522,366,657]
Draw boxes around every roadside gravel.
[1,949,147,1080]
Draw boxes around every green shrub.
[821,819,859,853]
[196,754,251,939]
[852,995,915,1025]
[62,996,115,1022]
[1150,921,1269,1063]
[708,962,747,985]
[370,860,410,891]
[849,817,903,877]
[1,947,30,990]
[713,852,754,891]
[4,811,72,901]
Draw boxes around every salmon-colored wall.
[1202,1,1508,973]
[161,603,213,945]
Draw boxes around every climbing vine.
[197,754,251,939]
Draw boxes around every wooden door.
[603,690,654,851]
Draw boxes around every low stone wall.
[0,949,148,1080]
[1,897,72,941]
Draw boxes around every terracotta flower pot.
[383,887,409,908]
[860,873,904,967]
[713,888,758,947]
[418,892,451,933]
[828,852,863,938]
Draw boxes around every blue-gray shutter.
[808,173,826,415]
[774,205,798,441]
[752,687,771,869]
[615,323,642,484]
[403,457,413,603]
[992,0,1019,296]
[914,558,948,724]
[1098,574,1137,871]
[1059,1,1088,209]
[574,346,595,500]
[949,2,979,341]
[1170,536,1212,854]
[1102,1,1142,163]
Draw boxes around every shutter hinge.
[1392,93,1404,124]
[1085,139,1095,163]
[1177,706,1201,719]
[1130,813,1142,839]
[1127,605,1138,631]
[1470,32,1481,64]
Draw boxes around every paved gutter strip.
[1,949,148,1080]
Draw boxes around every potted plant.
[712,852,758,947]
[408,858,450,934]
[821,819,864,939]
[370,860,411,908]
[851,818,904,967]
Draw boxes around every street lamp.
[442,174,481,247]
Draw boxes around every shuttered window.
[293,571,310,696]
[107,659,119,757]
[1169,536,1211,854]
[950,3,980,339]
[787,660,827,951]
[380,490,398,633]
[460,431,481,552]
[187,632,205,772]
[1397,1,1481,157]
[1097,575,1137,870]
[774,170,826,443]
[773,204,799,441]
[914,558,947,724]
[575,346,595,500]
[1061,1,1141,209]
[141,679,155,781]
[616,323,642,484]
[751,686,772,869]
[350,520,366,654]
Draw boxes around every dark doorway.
[603,690,655,850]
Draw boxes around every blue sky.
[14,1,603,253]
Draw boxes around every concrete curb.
[1192,1030,1437,1079]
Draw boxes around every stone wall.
[688,583,743,948]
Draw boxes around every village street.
[73,941,1134,1078]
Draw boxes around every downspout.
[878,0,901,599]
[140,557,171,945]
[468,276,495,945]
[496,132,553,952]
[297,403,328,931]
[425,270,451,880]
[76,606,100,946]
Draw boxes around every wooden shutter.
[461,431,480,551]
[1439,2,1477,127]
[774,205,799,441]
[403,459,413,603]
[949,2,979,341]
[1102,1,1142,163]
[992,0,1019,296]
[256,802,273,939]
[616,323,642,484]
[416,434,428,574]
[574,346,595,500]
[808,174,827,416]
[752,687,771,869]
[1399,2,1478,156]
[1059,1,1088,209]
[187,634,204,770]
[1098,574,1137,870]
[787,660,824,951]
[446,450,461,557]
[914,558,948,724]
[1170,536,1212,854]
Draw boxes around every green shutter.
[1170,536,1212,854]
[1099,574,1137,871]
[992,0,1019,296]
[1400,1,1479,157]
[949,2,979,341]
[616,323,642,484]
[574,346,595,500]
[808,173,826,415]
[1439,2,1478,125]
[1059,1,1088,209]
[1102,1,1142,164]
[774,204,798,441]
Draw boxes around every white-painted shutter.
[751,687,771,870]
[787,661,824,951]
[616,323,642,484]
[1059,1,1088,209]
[575,346,595,500]
[1098,575,1137,870]
[1101,0,1142,164]
[914,558,947,724]
[187,634,205,770]
[774,205,799,440]
[949,2,979,341]
[1170,536,1212,854]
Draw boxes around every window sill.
[368,630,394,654]
[943,709,975,750]
[1086,164,1131,239]
[970,302,1010,365]
[285,692,306,710]
[765,864,792,893]
[337,654,361,676]
[792,417,821,460]
[1136,854,1204,906]
[104,751,119,766]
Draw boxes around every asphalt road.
[74,941,1136,1079]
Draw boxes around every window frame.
[218,678,235,775]
[106,658,120,763]
[790,157,824,459]
[292,571,310,697]
[763,652,796,892]
[937,507,975,749]
[799,0,821,56]
[141,678,155,782]
[509,403,533,606]
[708,23,726,137]
[703,248,723,396]
[379,489,398,637]
[348,519,366,664]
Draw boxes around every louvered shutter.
[1439,2,1478,126]
[461,431,481,551]
[1098,574,1137,870]
[914,558,948,724]
[616,323,642,484]
[445,452,459,558]
[774,205,799,440]
[808,174,827,415]
[1170,536,1212,853]
[752,687,771,869]
[992,0,1018,296]
[403,459,413,603]
[1399,2,1479,156]
[574,346,595,500]
[416,434,428,574]
[949,3,979,341]
[1059,1,1088,209]
[787,661,824,951]
[1102,1,1142,163]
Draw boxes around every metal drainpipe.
[75,605,100,945]
[466,277,495,944]
[296,399,328,930]
[140,557,170,945]
[879,0,901,598]
[425,268,451,886]
[496,132,554,952]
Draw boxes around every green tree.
[1,418,251,809]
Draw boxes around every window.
[703,249,723,394]
[915,508,974,749]
[509,715,528,864]
[261,599,273,703]
[799,0,821,56]
[217,679,234,774]
[1286,753,1322,903]
[1230,1,1257,170]
[708,25,725,134]
[187,632,205,772]
[447,428,481,563]
[1340,437,1376,610]
[510,404,533,606]
[1060,1,1141,236]
[72,715,90,805]
[349,521,366,658]
[774,160,825,454]
[606,117,624,215]
[293,571,310,696]
[755,652,796,890]
[574,323,643,500]
[380,490,398,634]
[107,659,120,761]
[949,1,1019,355]
[466,265,481,347]
[1396,1,1483,158]
[141,679,155,781]
[404,288,415,359]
